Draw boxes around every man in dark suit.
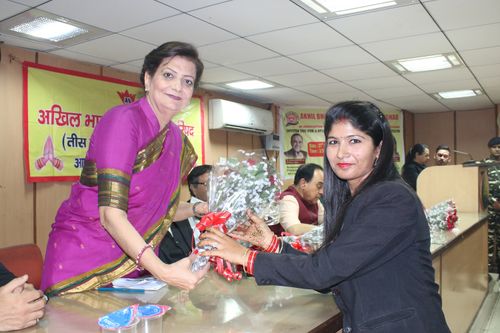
[159,165,212,264]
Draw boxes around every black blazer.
[401,161,426,190]
[254,181,450,333]
[0,262,16,287]
[158,219,193,264]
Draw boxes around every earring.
[373,158,378,167]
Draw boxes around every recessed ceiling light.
[226,80,274,90]
[0,8,110,46]
[10,17,87,42]
[433,89,482,99]
[318,0,397,15]
[294,0,415,18]
[388,53,463,73]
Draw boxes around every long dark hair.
[404,143,428,163]
[322,101,400,245]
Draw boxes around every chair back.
[0,244,43,289]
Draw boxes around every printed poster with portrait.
[280,107,404,179]
[23,62,205,182]
[280,109,325,179]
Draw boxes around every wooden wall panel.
[456,108,496,163]
[402,110,414,153]
[0,45,36,247]
[414,112,455,166]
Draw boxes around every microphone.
[452,150,474,162]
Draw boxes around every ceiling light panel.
[0,8,109,47]
[388,53,463,74]
[293,0,417,19]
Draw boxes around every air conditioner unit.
[209,99,273,135]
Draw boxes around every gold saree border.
[45,188,180,297]
[45,134,198,296]
[133,126,169,173]
[80,159,97,186]
[97,169,131,211]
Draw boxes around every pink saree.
[41,97,196,296]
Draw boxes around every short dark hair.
[187,165,212,197]
[435,144,450,153]
[322,101,399,244]
[293,163,323,185]
[140,41,204,89]
[487,136,500,147]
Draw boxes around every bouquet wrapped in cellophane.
[425,199,458,231]
[281,224,324,254]
[191,150,282,281]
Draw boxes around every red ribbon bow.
[194,211,242,282]
[195,211,231,233]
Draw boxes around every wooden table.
[20,271,341,333]
[430,212,489,333]
[19,212,487,333]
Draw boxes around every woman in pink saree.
[42,42,208,296]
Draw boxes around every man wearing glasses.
[159,165,212,264]
[434,145,451,166]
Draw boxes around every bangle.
[244,250,258,275]
[264,235,279,253]
[192,202,203,217]
[135,243,153,271]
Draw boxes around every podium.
[418,164,489,333]
[417,164,488,212]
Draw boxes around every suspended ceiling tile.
[460,46,500,67]
[66,34,154,63]
[228,57,311,77]
[245,87,329,107]
[9,0,47,6]
[290,45,376,70]
[155,0,229,12]
[438,95,494,110]
[0,1,28,20]
[346,76,412,90]
[190,0,317,36]
[0,33,56,51]
[471,64,500,79]
[446,22,500,51]
[121,14,237,47]
[266,71,337,87]
[321,91,375,104]
[482,84,500,103]
[418,79,481,94]
[200,66,252,84]
[49,48,116,66]
[404,67,475,85]
[248,22,352,56]
[364,85,424,99]
[384,94,449,112]
[362,32,454,61]
[298,81,357,95]
[198,39,278,65]
[321,62,396,81]
[326,4,439,44]
[424,0,500,30]
[40,0,179,32]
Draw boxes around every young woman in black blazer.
[199,101,450,333]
